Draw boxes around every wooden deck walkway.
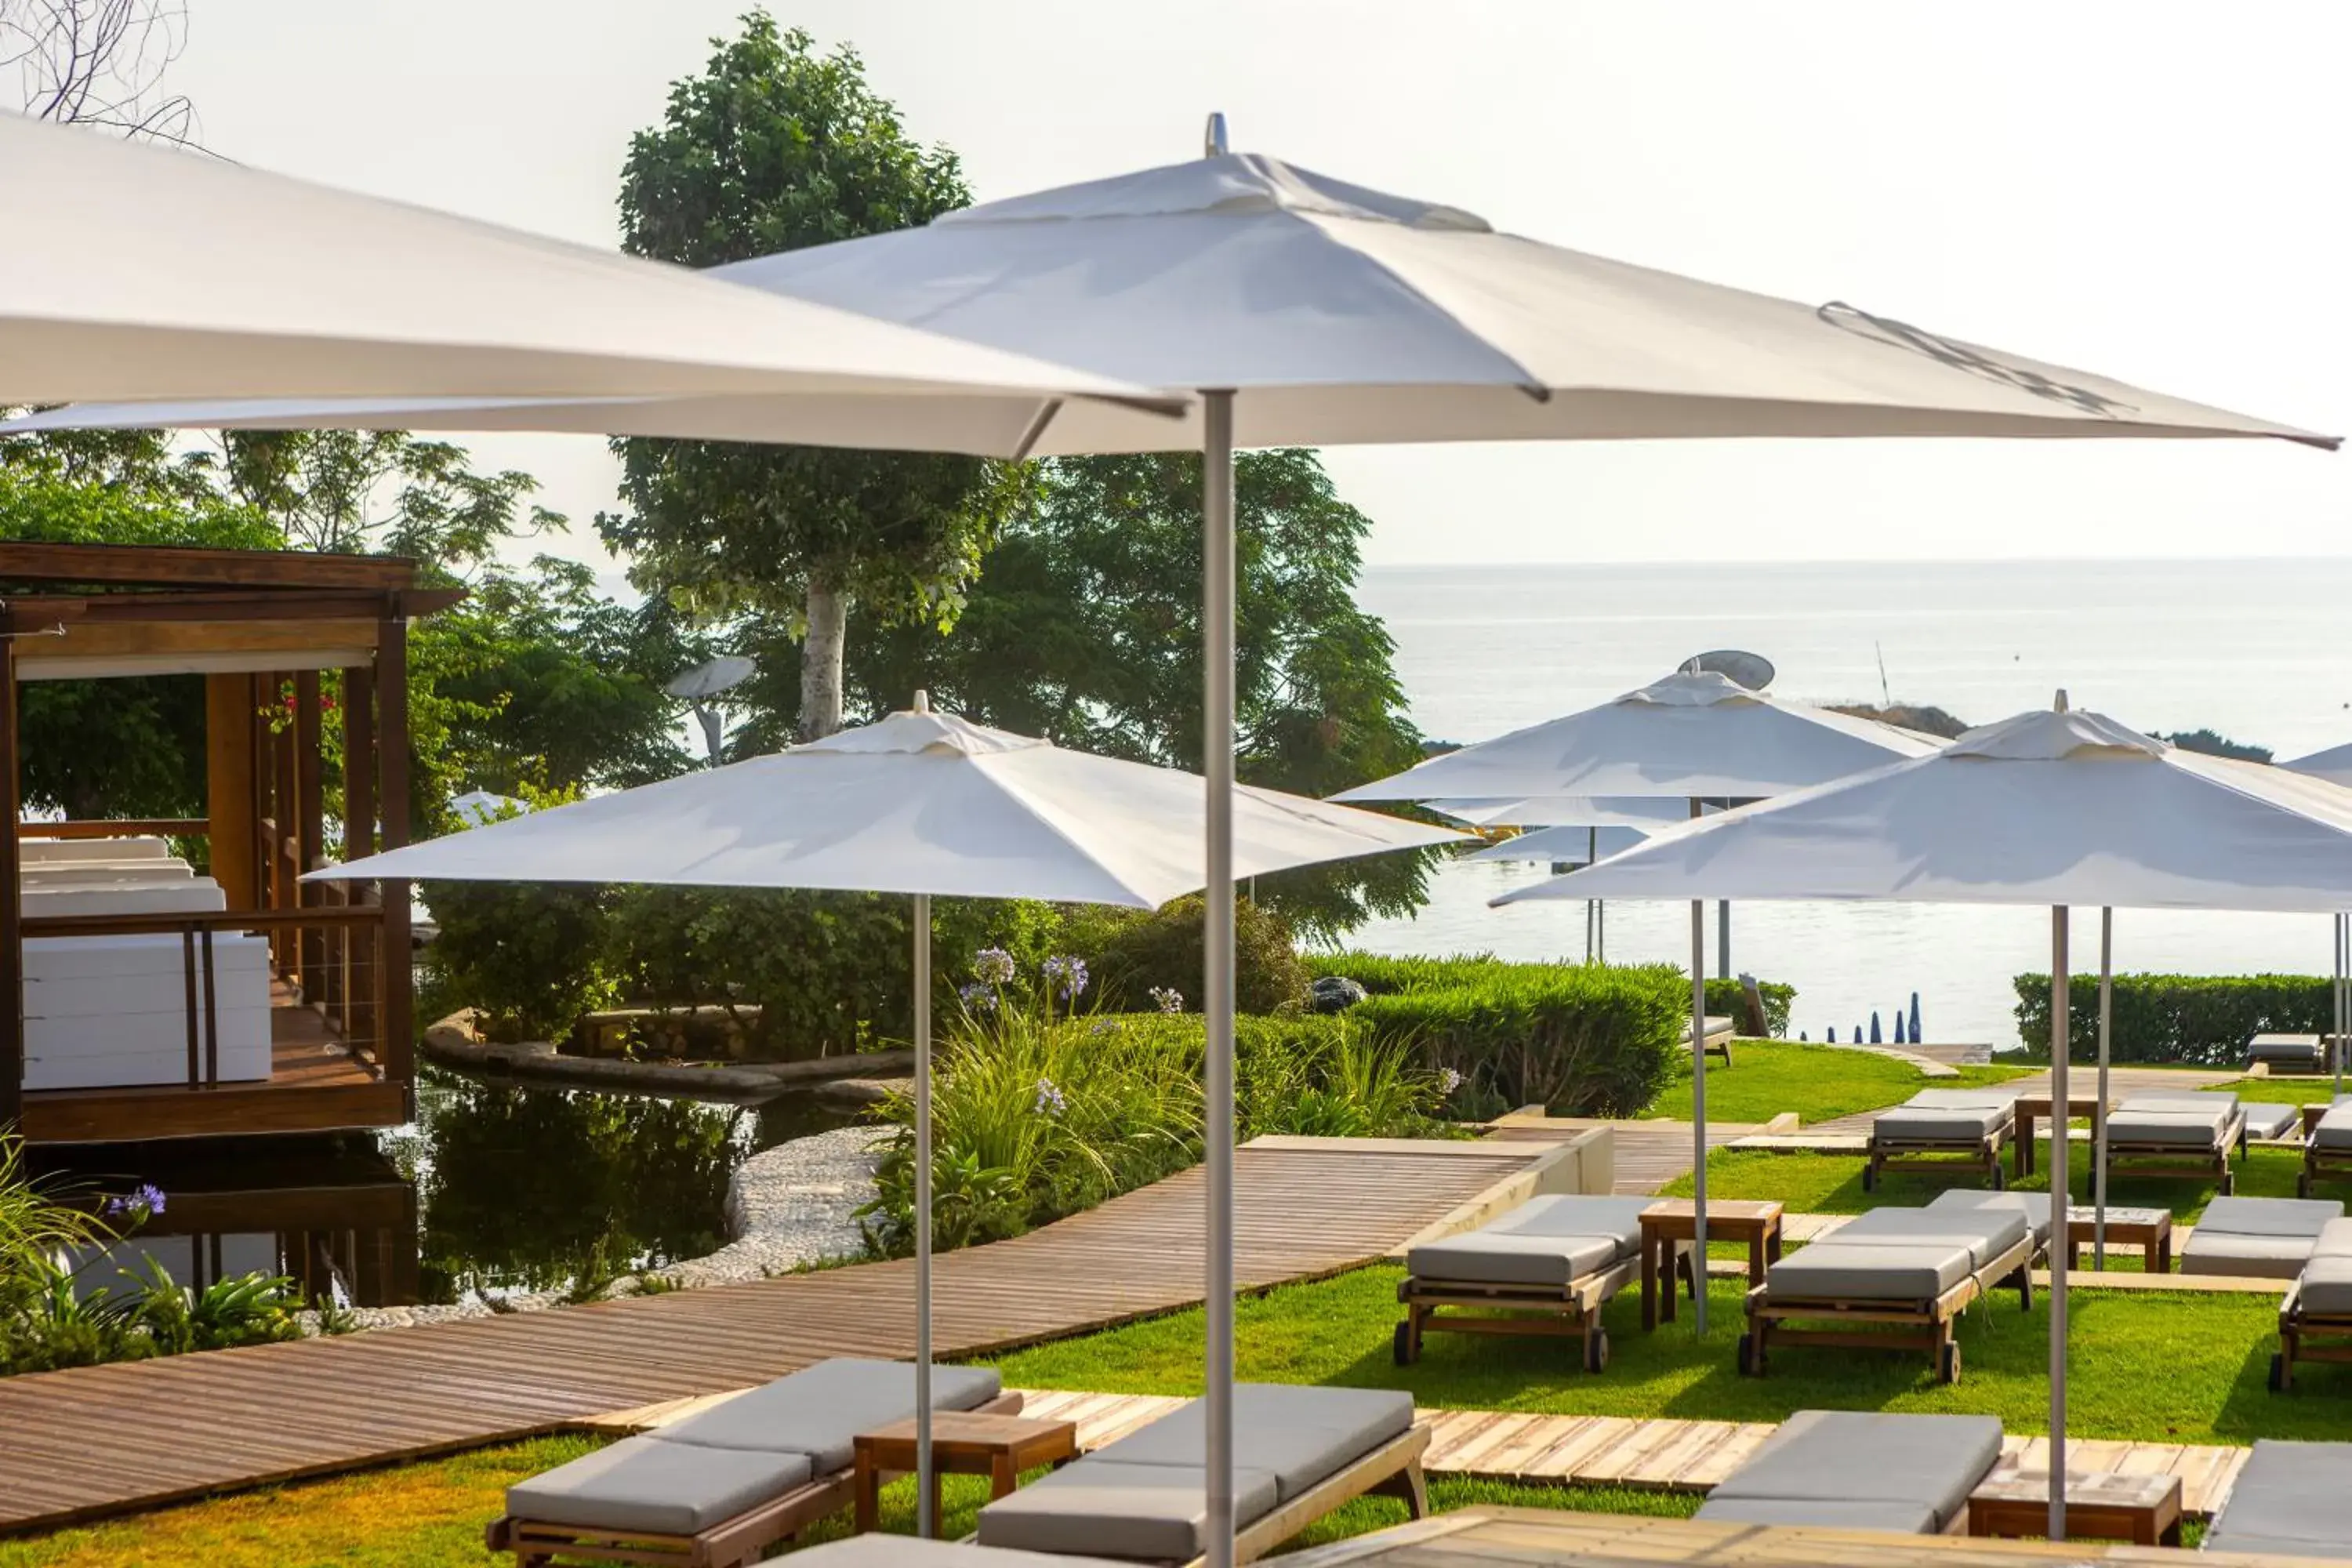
[0,1137,1544,1534]
[1486,1116,1759,1194]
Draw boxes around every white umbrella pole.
[2096,908,2111,1270]
[1688,797,1708,1335]
[2049,906,2071,1541]
[1585,826,1596,964]
[2336,912,2346,1098]
[1718,899,1730,981]
[913,887,935,1537]
[1202,387,1238,1568]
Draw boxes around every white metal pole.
[1718,899,1730,981]
[2336,913,2345,1099]
[2049,907,2071,1542]
[913,887,934,1537]
[1202,387,1238,1568]
[1584,826,1595,964]
[1689,797,1708,1335]
[2096,908,2111,1270]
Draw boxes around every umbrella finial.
[1203,112,1229,158]
[913,689,931,713]
[2053,688,2070,713]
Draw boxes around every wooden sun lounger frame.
[487,1391,1026,1568]
[2272,1279,2352,1392]
[1395,1254,1642,1374]
[1181,1424,1432,1568]
[1737,1229,2038,1386]
[2101,1108,2245,1193]
[1864,1119,2012,1192]
[2299,1109,2352,1198]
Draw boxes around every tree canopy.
[604,11,1022,739]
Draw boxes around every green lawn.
[1660,1142,2309,1221]
[991,1262,2350,1447]
[1640,1040,2031,1126]
[2224,1073,2348,1105]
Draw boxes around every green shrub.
[421,880,619,1043]
[1301,951,1513,996]
[1351,963,1689,1116]
[1705,976,1795,1036]
[1067,895,1307,1015]
[2015,971,2339,1065]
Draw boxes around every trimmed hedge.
[2014,971,2337,1065]
[1303,953,1795,1038]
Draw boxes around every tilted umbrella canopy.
[1467,823,1646,864]
[1337,671,1940,803]
[0,112,1173,439]
[2285,742,2352,788]
[32,151,2331,451]
[310,706,1461,904]
[1428,796,1700,829]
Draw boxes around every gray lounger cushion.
[1765,1240,1973,1300]
[1819,1205,2030,1271]
[1405,1193,1652,1287]
[2243,1102,2301,1141]
[2298,1218,2352,1316]
[1701,1409,2000,1533]
[976,1461,1282,1561]
[2106,1101,2232,1148]
[2250,1034,2326,1063]
[2314,1102,2352,1151]
[2181,1196,2343,1279]
[1871,1091,2013,1144]
[1087,1385,1413,1501]
[657,1356,1002,1473]
[1693,1494,1940,1534]
[2202,1439,2352,1559]
[506,1435,813,1536]
[1926,1188,2055,1248]
[791,1540,1131,1567]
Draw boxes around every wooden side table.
[1967,1468,2182,1546]
[2063,1204,2173,1272]
[2013,1092,2103,1178]
[1639,1199,1782,1330]
[852,1412,1079,1537]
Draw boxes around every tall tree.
[3,0,196,142]
[739,449,1437,939]
[601,13,1024,739]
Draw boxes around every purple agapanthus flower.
[1033,1076,1067,1117]
[1148,985,1184,1014]
[958,982,999,1014]
[971,947,1017,985]
[1042,955,1089,1000]
[1436,1068,1464,1097]
[104,1182,167,1219]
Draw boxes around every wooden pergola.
[0,541,458,1144]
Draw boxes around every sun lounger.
[2271,1218,2352,1393]
[1925,1187,2055,1250]
[791,1543,1129,1567]
[1393,1194,1653,1371]
[2303,1097,2352,1197]
[1694,1409,2002,1534]
[1864,1090,2015,1191]
[489,1357,1018,1567]
[2244,1101,2303,1142]
[1739,1204,2037,1384]
[974,1383,1427,1564]
[2250,1033,2332,1075]
[2201,1439,2352,1558]
[2102,1092,2244,1191]
[2178,1195,2343,1279]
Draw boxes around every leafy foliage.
[1063,895,1308,1017]
[2014,970,2342,1064]
[606,12,1022,739]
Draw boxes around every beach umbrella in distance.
[31,119,2338,1568]
[305,697,1459,1537]
[1466,824,1646,864]
[1498,695,2352,1539]
[0,114,1178,434]
[2282,746,2352,1096]
[1871,1011,1883,1044]
[1893,1012,1907,1045]
[1911,992,1924,1044]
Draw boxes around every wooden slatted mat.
[0,1138,1538,1534]
[1284,1505,2309,1568]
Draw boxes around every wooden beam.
[4,591,392,626]
[0,541,419,591]
[0,635,19,1131]
[295,670,324,996]
[18,1081,408,1145]
[16,619,379,665]
[341,663,376,1049]
[205,673,258,909]
[376,619,412,1094]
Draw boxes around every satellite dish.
[664,655,757,702]
[1681,648,1775,691]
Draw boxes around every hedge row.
[2013,971,2339,1066]
[1302,953,1795,1036]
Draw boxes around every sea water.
[1348,558,2352,1051]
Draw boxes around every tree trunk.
[799,579,849,741]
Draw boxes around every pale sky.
[155,0,2348,568]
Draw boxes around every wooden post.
[0,636,20,1130]
[341,665,376,1049]
[204,673,259,909]
[294,670,323,998]
[375,619,412,1096]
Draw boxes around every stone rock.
[1309,975,1367,1014]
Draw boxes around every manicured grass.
[1641,1040,2031,1126]
[989,1263,2352,1447]
[2223,1073,2346,1105]
[1282,1476,1695,1551]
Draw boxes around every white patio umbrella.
[305,699,1459,1538]
[0,112,1171,433]
[1497,699,2352,1540]
[24,123,2333,1567]
[1427,797,1697,829]
[1467,822,1646,962]
[2283,745,2352,1098]
[1343,669,1941,1329]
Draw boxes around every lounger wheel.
[2269,1352,2288,1393]
[1736,1331,1762,1376]
[1936,1341,1962,1385]
[1392,1321,1417,1367]
[1584,1327,1610,1374]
